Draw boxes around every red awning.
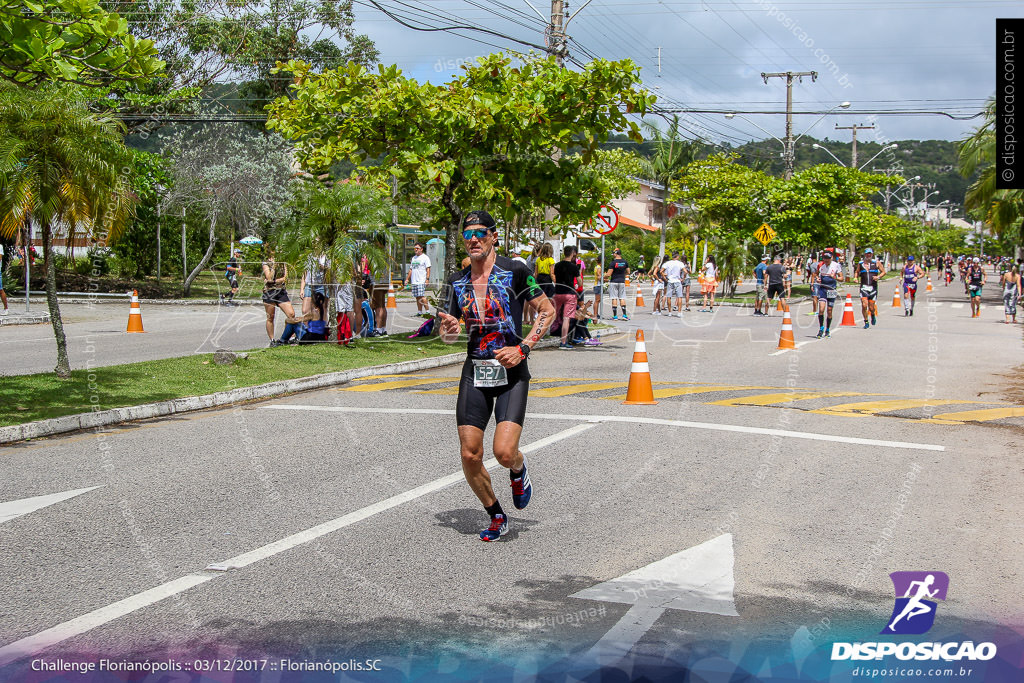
[617,214,659,233]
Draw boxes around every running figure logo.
[881,571,949,635]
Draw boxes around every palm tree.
[0,84,135,377]
[959,98,1024,245]
[276,179,394,307]
[639,115,702,259]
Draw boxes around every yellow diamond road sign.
[754,223,776,245]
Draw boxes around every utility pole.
[835,123,875,168]
[761,71,817,179]
[873,167,902,214]
[548,0,567,66]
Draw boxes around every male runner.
[221,248,242,305]
[813,251,844,338]
[967,256,987,318]
[901,255,924,316]
[856,247,885,326]
[437,210,554,542]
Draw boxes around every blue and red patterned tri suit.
[446,256,544,376]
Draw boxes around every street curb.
[0,312,50,326]
[0,338,563,445]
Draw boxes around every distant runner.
[967,256,986,318]
[437,210,554,542]
[857,248,885,326]
[813,251,844,338]
[901,256,924,317]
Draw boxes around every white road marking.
[208,422,596,571]
[571,534,737,666]
[951,303,964,309]
[262,406,944,452]
[0,486,102,526]
[0,425,595,664]
[0,575,213,666]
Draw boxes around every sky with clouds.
[349,0,1012,148]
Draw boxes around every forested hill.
[603,134,971,215]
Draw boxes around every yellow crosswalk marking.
[810,399,976,417]
[413,377,570,396]
[602,385,775,401]
[530,382,628,397]
[929,406,1024,423]
[707,391,879,407]
[340,378,456,392]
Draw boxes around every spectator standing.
[405,242,432,315]
[661,251,686,317]
[592,262,604,318]
[699,256,718,311]
[649,256,665,315]
[553,246,581,349]
[0,244,7,315]
[765,254,787,315]
[753,254,769,316]
[680,256,693,311]
[261,249,296,347]
[534,243,556,299]
[605,247,630,320]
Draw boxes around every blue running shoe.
[479,515,508,542]
[511,461,532,509]
[863,322,870,329]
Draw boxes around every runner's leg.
[459,425,498,507]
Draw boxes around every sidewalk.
[0,310,50,326]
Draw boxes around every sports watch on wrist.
[518,343,531,359]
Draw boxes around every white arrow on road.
[570,533,737,666]
[0,486,102,526]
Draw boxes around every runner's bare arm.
[437,311,461,344]
[524,295,555,347]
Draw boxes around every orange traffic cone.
[625,274,631,288]
[386,281,397,309]
[840,293,857,326]
[776,297,785,311]
[126,289,145,333]
[635,285,645,308]
[776,306,796,350]
[926,277,933,292]
[622,330,657,405]
[892,286,901,308]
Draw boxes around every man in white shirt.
[405,242,432,315]
[660,251,686,317]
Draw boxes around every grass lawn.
[0,337,458,427]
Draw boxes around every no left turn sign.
[595,205,619,235]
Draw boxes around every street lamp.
[811,142,898,171]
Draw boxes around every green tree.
[267,53,655,274]
[101,0,376,127]
[0,84,135,377]
[0,0,162,86]
[638,115,703,258]
[164,127,294,294]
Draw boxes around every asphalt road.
[0,298,428,377]
[0,280,1022,681]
